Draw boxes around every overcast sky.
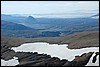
[1,1,99,14]
[1,1,99,18]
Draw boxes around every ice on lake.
[11,42,99,66]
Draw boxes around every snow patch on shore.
[1,57,19,66]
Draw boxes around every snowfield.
[2,42,99,66]
[1,57,19,66]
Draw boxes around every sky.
[1,1,99,18]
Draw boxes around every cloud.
[1,1,99,15]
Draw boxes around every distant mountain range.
[91,13,99,17]
[1,20,34,30]
[1,14,99,38]
[91,14,99,18]
[1,20,39,38]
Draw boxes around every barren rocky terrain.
[1,31,99,49]
[1,44,99,66]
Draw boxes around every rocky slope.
[1,44,99,66]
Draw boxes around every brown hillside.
[1,31,99,49]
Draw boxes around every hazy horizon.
[1,1,99,18]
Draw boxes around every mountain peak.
[91,14,99,17]
[91,14,99,19]
[27,16,35,20]
[25,16,36,23]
